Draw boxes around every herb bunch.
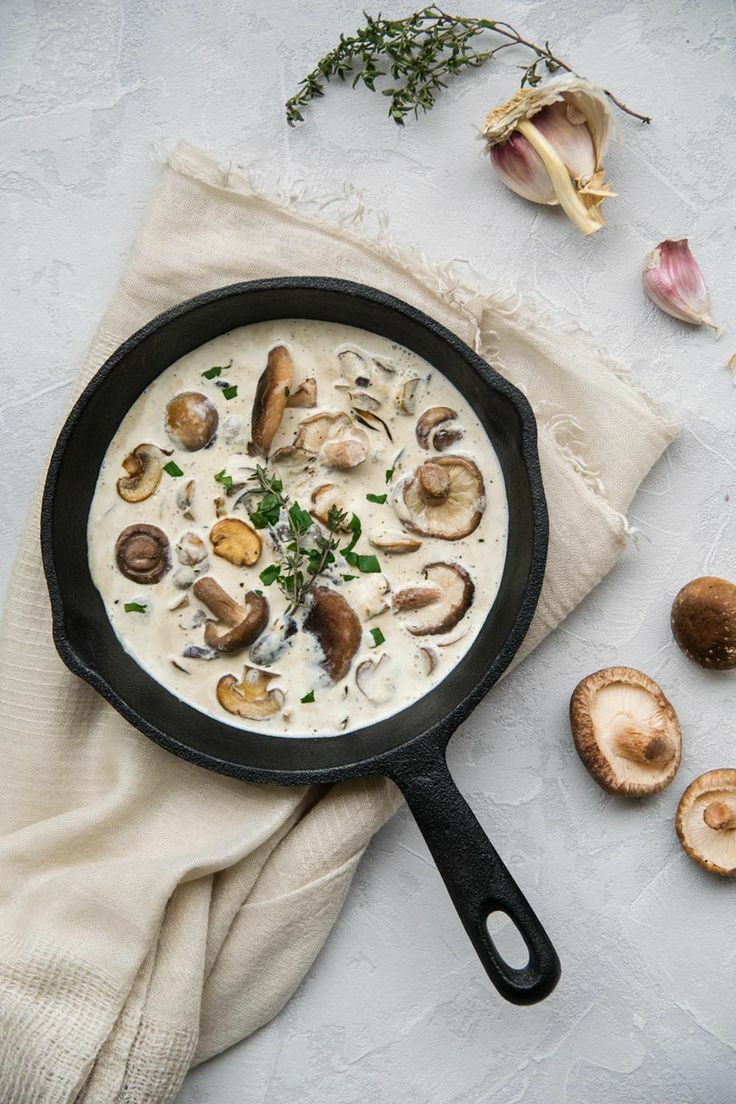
[247,466,380,613]
[285,6,650,128]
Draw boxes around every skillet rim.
[41,277,548,785]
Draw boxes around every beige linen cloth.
[0,142,677,1103]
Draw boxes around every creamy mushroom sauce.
[88,320,508,736]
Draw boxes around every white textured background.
[2,1,735,1101]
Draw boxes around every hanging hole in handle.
[486,910,530,970]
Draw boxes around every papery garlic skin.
[483,76,615,236]
[643,239,719,333]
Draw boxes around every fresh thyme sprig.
[286,6,650,128]
[247,465,348,613]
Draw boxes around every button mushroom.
[304,586,362,682]
[115,523,171,584]
[217,665,284,720]
[369,530,423,554]
[209,517,262,566]
[285,377,317,408]
[394,456,485,540]
[165,392,218,451]
[355,653,395,704]
[116,443,164,503]
[397,562,474,635]
[175,531,208,566]
[176,478,196,519]
[249,345,294,458]
[192,576,269,653]
[416,406,457,449]
[676,770,736,876]
[570,667,682,797]
[671,576,736,670]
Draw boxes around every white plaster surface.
[2,1,736,1101]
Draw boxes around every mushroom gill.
[394,456,485,540]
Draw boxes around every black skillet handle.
[387,739,560,1005]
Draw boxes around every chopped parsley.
[370,627,385,646]
[163,460,183,478]
[202,365,222,379]
[300,690,315,704]
[222,385,238,400]
[284,385,290,396]
[366,492,387,504]
[341,573,357,583]
[214,469,233,490]
[343,551,381,573]
[124,602,147,614]
[385,467,395,483]
[259,563,282,586]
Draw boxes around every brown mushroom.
[570,667,682,797]
[165,392,218,451]
[353,575,391,620]
[217,665,283,720]
[271,445,315,477]
[304,586,362,682]
[676,769,736,876]
[416,406,457,449]
[115,523,170,584]
[399,563,474,635]
[395,377,422,415]
[369,530,423,554]
[394,456,485,540]
[116,443,164,502]
[193,576,269,653]
[671,576,736,670]
[285,378,317,408]
[419,645,438,675]
[209,517,261,566]
[393,584,443,611]
[249,345,294,457]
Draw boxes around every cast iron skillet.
[42,278,561,1005]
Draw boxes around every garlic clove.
[643,239,719,334]
[490,131,557,205]
[483,76,614,236]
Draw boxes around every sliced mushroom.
[400,563,473,635]
[165,392,218,451]
[176,478,196,519]
[570,667,682,797]
[271,445,314,477]
[419,645,438,675]
[209,517,261,566]
[175,531,208,566]
[193,576,269,653]
[433,424,465,451]
[115,524,170,584]
[249,619,296,667]
[213,496,227,519]
[337,348,372,387]
[349,390,382,412]
[249,345,294,458]
[304,586,362,682]
[369,530,423,554]
[285,378,317,408]
[356,653,395,704]
[416,406,456,449]
[167,592,190,611]
[294,410,351,452]
[310,484,351,529]
[222,414,244,444]
[353,408,393,441]
[116,443,164,502]
[395,377,421,415]
[353,575,391,620]
[321,425,370,469]
[392,584,443,611]
[676,770,736,876]
[671,576,736,670]
[395,456,485,540]
[217,665,283,720]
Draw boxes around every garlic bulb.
[483,77,615,236]
[643,239,719,333]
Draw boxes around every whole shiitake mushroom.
[671,576,736,670]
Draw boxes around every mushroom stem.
[418,462,451,503]
[614,724,675,766]
[703,799,736,832]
